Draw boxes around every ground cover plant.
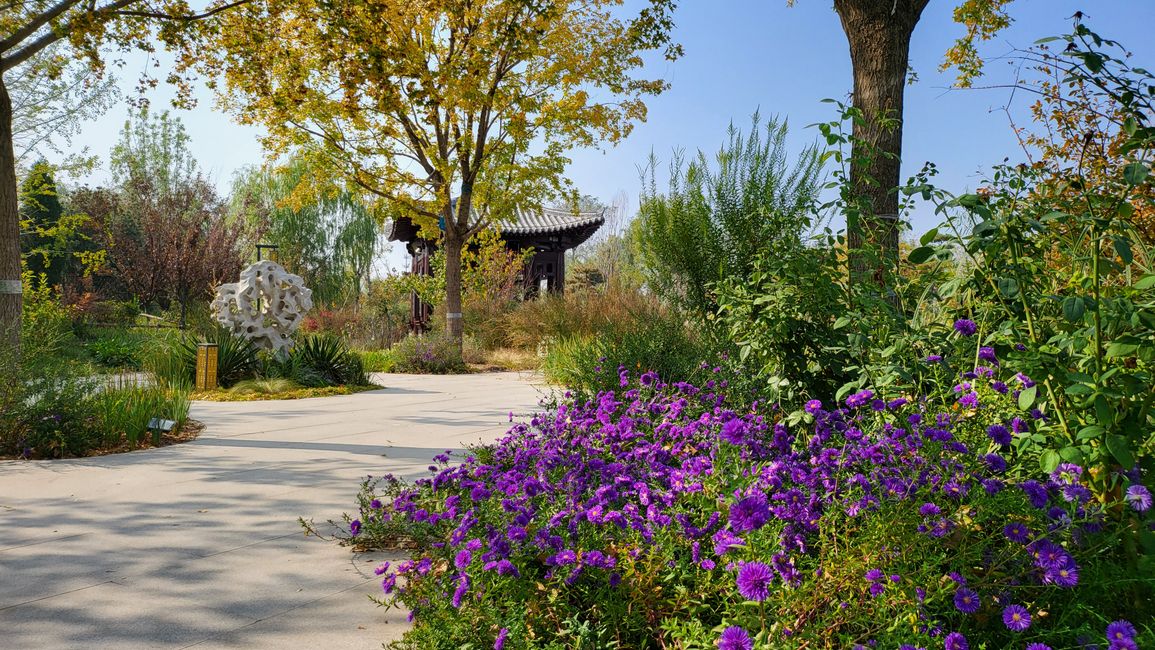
[346,343,1153,648]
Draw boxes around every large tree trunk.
[0,73,22,350]
[833,0,928,288]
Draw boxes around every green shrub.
[1,289,101,458]
[85,330,145,369]
[715,244,852,406]
[358,348,395,373]
[145,326,259,388]
[503,285,659,351]
[634,113,822,318]
[2,370,99,459]
[542,311,709,395]
[228,378,304,395]
[144,338,192,389]
[390,333,468,374]
[93,380,191,447]
[282,334,369,386]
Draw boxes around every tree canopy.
[204,0,678,343]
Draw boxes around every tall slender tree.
[795,0,1019,286]
[205,0,679,347]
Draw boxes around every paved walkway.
[0,372,546,650]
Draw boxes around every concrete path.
[0,372,547,650]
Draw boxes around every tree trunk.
[443,228,465,344]
[833,0,928,288]
[0,73,22,350]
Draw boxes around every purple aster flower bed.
[345,364,1153,649]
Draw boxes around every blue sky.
[60,0,1155,270]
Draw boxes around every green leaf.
[1106,342,1140,357]
[1018,385,1038,410]
[1082,51,1105,73]
[1135,274,1155,291]
[1123,162,1149,185]
[1059,447,1086,465]
[907,246,935,265]
[1040,449,1061,473]
[919,227,939,246]
[1105,434,1135,468]
[997,277,1020,298]
[1065,383,1093,396]
[1095,394,1113,427]
[1114,238,1134,265]
[1061,296,1085,322]
[1076,425,1104,441]
[833,316,852,330]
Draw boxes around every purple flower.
[864,568,884,583]
[1002,604,1031,631]
[978,346,997,362]
[986,424,1012,446]
[369,498,383,509]
[736,561,774,602]
[494,628,509,650]
[548,550,578,566]
[954,319,977,336]
[982,478,1004,495]
[845,389,874,409]
[805,399,823,414]
[1044,561,1079,587]
[1107,620,1137,643]
[953,587,980,614]
[918,502,941,517]
[1004,522,1030,543]
[455,549,473,570]
[720,419,747,445]
[925,354,943,363]
[451,576,470,608]
[1020,480,1050,509]
[729,492,770,533]
[944,632,969,650]
[349,519,361,536]
[983,453,1007,473]
[717,626,753,650]
[1125,485,1152,513]
[1025,645,1051,650]
[958,391,979,409]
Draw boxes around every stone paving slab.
[0,371,547,650]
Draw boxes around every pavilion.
[388,207,605,330]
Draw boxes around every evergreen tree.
[18,160,65,288]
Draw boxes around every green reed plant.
[94,380,191,447]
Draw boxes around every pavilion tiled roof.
[388,207,605,243]
[501,207,605,236]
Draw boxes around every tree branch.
[0,0,85,53]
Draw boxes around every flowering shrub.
[390,333,467,374]
[347,356,1153,648]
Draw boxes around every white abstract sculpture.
[211,261,314,355]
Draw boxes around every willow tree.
[206,0,679,344]
[0,0,250,347]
